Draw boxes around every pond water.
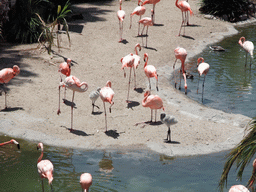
[182,23,256,118]
[0,135,254,192]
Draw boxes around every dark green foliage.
[200,0,250,22]
[218,117,256,191]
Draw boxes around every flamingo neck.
[142,92,150,106]
[175,0,179,8]
[144,55,148,68]
[239,37,245,45]
[119,0,122,10]
[135,46,139,55]
[79,82,89,92]
[197,57,204,66]
[37,149,44,163]
[0,140,12,146]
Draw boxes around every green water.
[0,135,254,192]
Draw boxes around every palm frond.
[218,117,256,192]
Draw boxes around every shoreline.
[0,0,253,156]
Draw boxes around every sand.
[0,0,253,156]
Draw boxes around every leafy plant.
[218,117,256,191]
[199,0,249,22]
[36,0,71,54]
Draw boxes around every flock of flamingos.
[0,0,255,191]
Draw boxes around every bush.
[199,0,250,22]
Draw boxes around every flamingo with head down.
[0,139,20,149]
[58,75,88,132]
[142,0,160,24]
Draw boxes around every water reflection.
[0,135,255,191]
[176,24,256,117]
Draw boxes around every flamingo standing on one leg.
[132,43,142,89]
[142,0,160,24]
[175,0,193,36]
[80,173,93,192]
[130,0,146,36]
[100,81,115,132]
[0,65,20,109]
[57,58,71,115]
[141,91,165,123]
[173,47,187,94]
[229,185,250,192]
[37,143,54,192]
[160,113,178,142]
[138,9,153,47]
[117,0,125,42]
[0,139,20,149]
[89,87,101,114]
[121,53,135,102]
[197,57,210,102]
[143,53,158,92]
[238,36,254,68]
[59,75,88,132]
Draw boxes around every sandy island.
[0,0,253,156]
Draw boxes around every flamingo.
[117,0,125,42]
[132,43,142,89]
[0,65,20,109]
[100,81,115,132]
[121,53,135,102]
[197,57,210,102]
[173,47,187,94]
[58,58,71,100]
[175,0,193,36]
[248,158,256,189]
[160,113,178,142]
[138,9,154,47]
[142,0,160,24]
[238,36,254,68]
[58,75,88,132]
[228,185,249,192]
[89,87,101,114]
[80,173,93,192]
[141,90,164,123]
[130,0,146,36]
[0,139,20,149]
[143,53,158,92]
[37,143,54,192]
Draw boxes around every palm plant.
[218,117,256,192]
[36,0,71,54]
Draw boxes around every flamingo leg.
[148,77,151,92]
[103,101,107,132]
[245,52,248,68]
[57,85,61,115]
[145,26,149,47]
[133,67,137,89]
[167,126,171,142]
[50,183,54,192]
[127,68,132,102]
[41,178,45,192]
[173,59,178,88]
[152,4,155,24]
[155,109,157,122]
[179,68,182,90]
[92,101,95,113]
[138,15,142,36]
[150,109,153,122]
[179,12,185,36]
[156,74,159,91]
[197,75,201,94]
[201,75,206,102]
[4,83,7,109]
[70,91,75,132]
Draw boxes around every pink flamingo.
[130,0,146,36]
[100,81,115,132]
[138,9,154,47]
[143,53,158,92]
[58,75,88,131]
[80,173,93,192]
[132,43,142,89]
[248,158,256,189]
[238,36,254,68]
[121,53,135,102]
[142,0,160,24]
[117,0,125,42]
[58,58,71,100]
[37,142,54,192]
[173,47,187,94]
[228,185,249,192]
[197,57,210,102]
[0,65,20,109]
[0,139,20,149]
[175,0,193,36]
[141,90,164,123]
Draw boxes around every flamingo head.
[67,58,72,66]
[238,36,245,45]
[143,53,148,62]
[197,57,204,66]
[13,65,20,75]
[144,90,150,97]
[106,80,112,88]
[136,43,141,52]
[37,142,44,151]
[11,139,20,149]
